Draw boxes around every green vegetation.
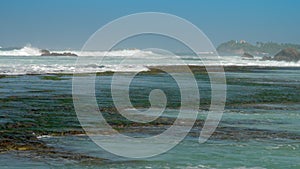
[217,40,300,55]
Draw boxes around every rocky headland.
[262,48,300,62]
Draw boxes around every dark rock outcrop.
[261,48,300,62]
[40,49,77,56]
[241,52,254,59]
[273,48,300,62]
[261,56,272,61]
[40,49,50,55]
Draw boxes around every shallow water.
[0,65,299,168]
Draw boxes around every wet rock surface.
[40,49,77,56]
[273,48,300,62]
[262,48,300,62]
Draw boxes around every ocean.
[0,46,299,168]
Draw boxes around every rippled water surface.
[0,66,299,168]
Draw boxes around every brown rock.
[273,48,300,62]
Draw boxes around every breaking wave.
[0,46,41,56]
[0,45,153,57]
[0,45,300,75]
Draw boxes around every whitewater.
[0,46,300,75]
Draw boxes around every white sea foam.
[0,46,41,56]
[0,45,154,57]
[61,49,154,57]
[0,63,149,75]
[37,135,52,139]
[201,55,300,67]
[0,46,299,75]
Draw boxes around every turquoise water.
[0,63,299,168]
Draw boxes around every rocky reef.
[40,49,77,56]
[273,48,300,62]
[262,48,300,62]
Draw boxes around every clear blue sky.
[0,0,299,49]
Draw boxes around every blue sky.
[0,0,300,49]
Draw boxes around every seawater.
[0,56,299,168]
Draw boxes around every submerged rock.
[0,132,47,152]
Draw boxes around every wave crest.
[0,45,153,57]
[0,45,41,56]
